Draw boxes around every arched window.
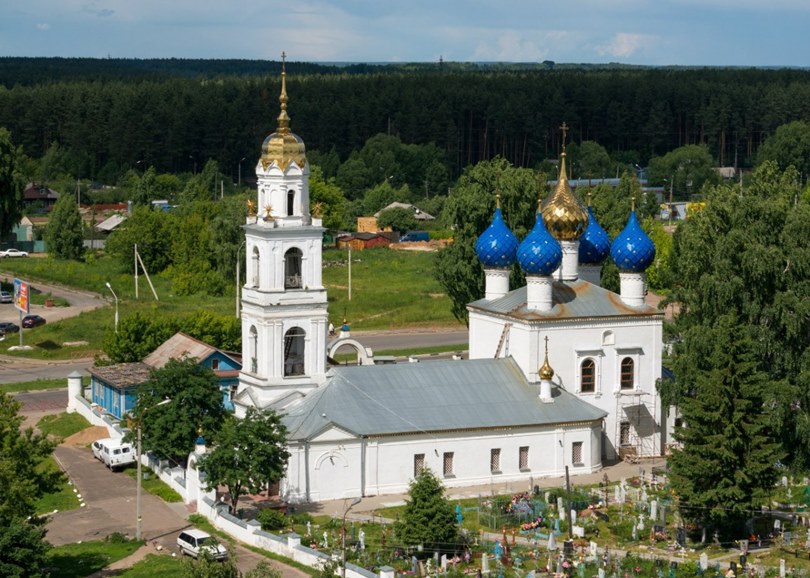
[287,189,296,216]
[285,248,303,289]
[249,326,258,374]
[251,246,260,288]
[580,359,595,393]
[620,357,634,389]
[284,327,306,376]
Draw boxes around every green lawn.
[0,248,462,361]
[122,466,184,502]
[0,376,88,394]
[45,539,144,578]
[37,412,92,440]
[35,455,81,515]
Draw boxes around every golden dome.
[542,123,588,241]
[260,53,307,172]
[539,336,555,381]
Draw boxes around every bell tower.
[236,54,328,414]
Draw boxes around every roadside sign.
[13,278,30,314]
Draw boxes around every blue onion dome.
[579,206,611,264]
[517,212,562,275]
[610,211,656,272]
[476,207,518,268]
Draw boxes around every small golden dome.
[542,123,588,241]
[539,336,555,381]
[260,53,307,172]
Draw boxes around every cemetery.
[261,469,810,578]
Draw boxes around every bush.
[257,508,288,531]
[106,532,131,544]
[290,511,313,525]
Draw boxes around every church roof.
[467,279,661,320]
[281,357,606,440]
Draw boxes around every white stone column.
[484,268,510,300]
[560,240,580,281]
[619,271,647,307]
[526,275,554,312]
[539,377,554,403]
[66,371,83,413]
[579,264,602,286]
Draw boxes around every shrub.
[257,508,288,531]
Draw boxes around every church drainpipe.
[360,436,367,497]
[304,441,311,503]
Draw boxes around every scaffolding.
[614,390,658,462]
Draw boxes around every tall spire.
[277,51,291,135]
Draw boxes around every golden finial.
[198,423,203,436]
[539,336,554,381]
[312,201,324,218]
[541,121,588,240]
[277,51,290,135]
[247,199,256,216]
[264,204,274,220]
[560,122,568,155]
[587,189,592,207]
[495,191,501,210]
[631,194,636,212]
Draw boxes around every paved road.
[49,444,308,577]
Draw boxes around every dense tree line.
[1,65,810,188]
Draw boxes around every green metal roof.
[282,357,606,441]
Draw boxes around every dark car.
[0,321,20,333]
[22,315,46,328]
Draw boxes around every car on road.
[0,248,29,258]
[0,290,11,303]
[177,529,228,560]
[0,321,20,333]
[22,314,46,328]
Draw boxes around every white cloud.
[596,32,654,58]
[36,23,51,31]
[471,30,551,61]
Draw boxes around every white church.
[232,64,670,503]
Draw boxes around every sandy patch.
[61,425,110,446]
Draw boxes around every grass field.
[45,539,144,578]
[0,247,462,360]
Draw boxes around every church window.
[251,247,260,288]
[285,248,303,289]
[620,421,631,446]
[519,446,529,471]
[572,441,583,465]
[443,452,454,477]
[414,453,425,477]
[580,359,596,393]
[287,189,296,216]
[620,357,634,389]
[249,326,258,374]
[284,327,306,376]
[490,448,501,473]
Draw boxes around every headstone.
[482,553,489,574]
[571,509,577,525]
[641,488,648,503]
[322,531,329,548]
[557,555,563,574]
[572,525,585,538]
[412,556,418,575]
[780,559,786,578]
[598,568,605,578]
[782,476,789,487]
[548,531,557,551]
[554,517,561,533]
[557,496,565,512]
[651,500,658,521]
[441,555,447,571]
[784,531,792,546]
[774,519,781,530]
[494,541,503,560]
[306,521,311,536]
[700,553,709,571]
[638,516,645,532]
[359,528,365,550]
[590,541,598,561]
[614,485,621,504]
[620,486,627,504]
[632,524,638,541]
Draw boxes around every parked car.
[96,438,135,470]
[0,248,29,258]
[0,290,12,303]
[0,322,19,333]
[22,314,46,328]
[177,529,228,560]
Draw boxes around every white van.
[95,438,136,470]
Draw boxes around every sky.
[1,0,809,67]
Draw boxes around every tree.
[362,180,408,215]
[309,165,347,231]
[198,407,290,513]
[668,316,782,538]
[665,161,810,468]
[45,193,84,260]
[756,120,810,178]
[105,205,173,273]
[0,393,58,577]
[394,468,458,552]
[0,128,24,240]
[134,357,228,467]
[646,145,720,200]
[103,312,178,363]
[377,207,417,233]
[567,141,612,180]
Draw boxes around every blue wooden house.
[89,332,242,419]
